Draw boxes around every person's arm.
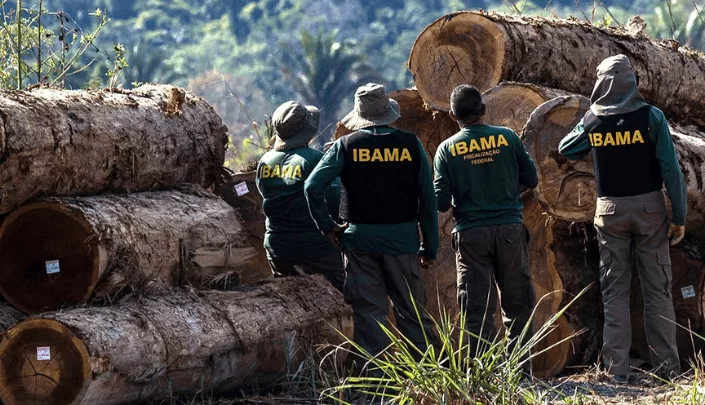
[433,145,453,213]
[558,118,592,160]
[325,178,341,221]
[650,107,687,226]
[513,131,538,189]
[418,139,439,261]
[304,142,346,233]
[255,159,264,196]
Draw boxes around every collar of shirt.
[359,125,397,135]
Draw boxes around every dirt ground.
[156,368,705,405]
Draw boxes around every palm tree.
[278,30,386,148]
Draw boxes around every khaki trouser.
[594,190,680,376]
[454,223,535,362]
[343,248,438,360]
[269,251,345,292]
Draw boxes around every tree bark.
[0,302,23,331]
[0,84,227,214]
[0,276,352,405]
[408,10,705,127]
[523,94,705,236]
[483,82,571,134]
[0,186,272,314]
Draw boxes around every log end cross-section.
[0,203,104,314]
[408,11,506,111]
[0,318,92,405]
[523,95,596,222]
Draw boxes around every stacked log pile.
[0,85,348,405]
[406,10,705,376]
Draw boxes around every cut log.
[523,95,705,236]
[0,276,352,405]
[0,84,227,215]
[483,82,570,134]
[0,187,272,314]
[524,194,601,378]
[334,89,458,159]
[631,238,705,369]
[408,10,705,126]
[522,95,596,223]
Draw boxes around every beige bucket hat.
[272,101,320,151]
[340,83,401,131]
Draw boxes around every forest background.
[2,0,704,167]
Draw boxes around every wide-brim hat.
[340,83,401,131]
[272,101,320,151]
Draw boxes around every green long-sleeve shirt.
[256,146,340,261]
[558,106,687,225]
[304,127,439,260]
[433,124,538,231]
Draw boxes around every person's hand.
[419,255,435,269]
[668,224,685,246]
[327,223,349,247]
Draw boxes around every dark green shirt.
[558,106,687,225]
[433,124,538,231]
[304,127,439,260]
[256,146,339,260]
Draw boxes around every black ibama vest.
[584,105,663,197]
[339,129,421,224]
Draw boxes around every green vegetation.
[1,0,705,166]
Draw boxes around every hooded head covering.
[589,54,648,116]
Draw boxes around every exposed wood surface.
[409,10,705,128]
[0,276,352,405]
[0,186,271,314]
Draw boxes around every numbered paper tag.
[37,347,50,361]
[45,260,60,274]
[234,181,249,197]
[681,285,696,299]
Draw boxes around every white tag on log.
[37,347,50,361]
[45,260,60,274]
[681,285,696,299]
[234,181,249,196]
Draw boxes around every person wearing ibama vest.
[433,84,538,374]
[255,101,345,292]
[559,54,687,384]
[304,83,440,364]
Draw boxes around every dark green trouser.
[268,251,345,292]
[454,223,535,359]
[594,190,680,376]
[343,248,438,359]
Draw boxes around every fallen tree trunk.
[0,276,352,405]
[522,95,596,223]
[408,10,705,127]
[483,82,570,134]
[524,194,601,378]
[0,187,272,314]
[0,84,227,214]
[0,302,23,331]
[523,95,705,236]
